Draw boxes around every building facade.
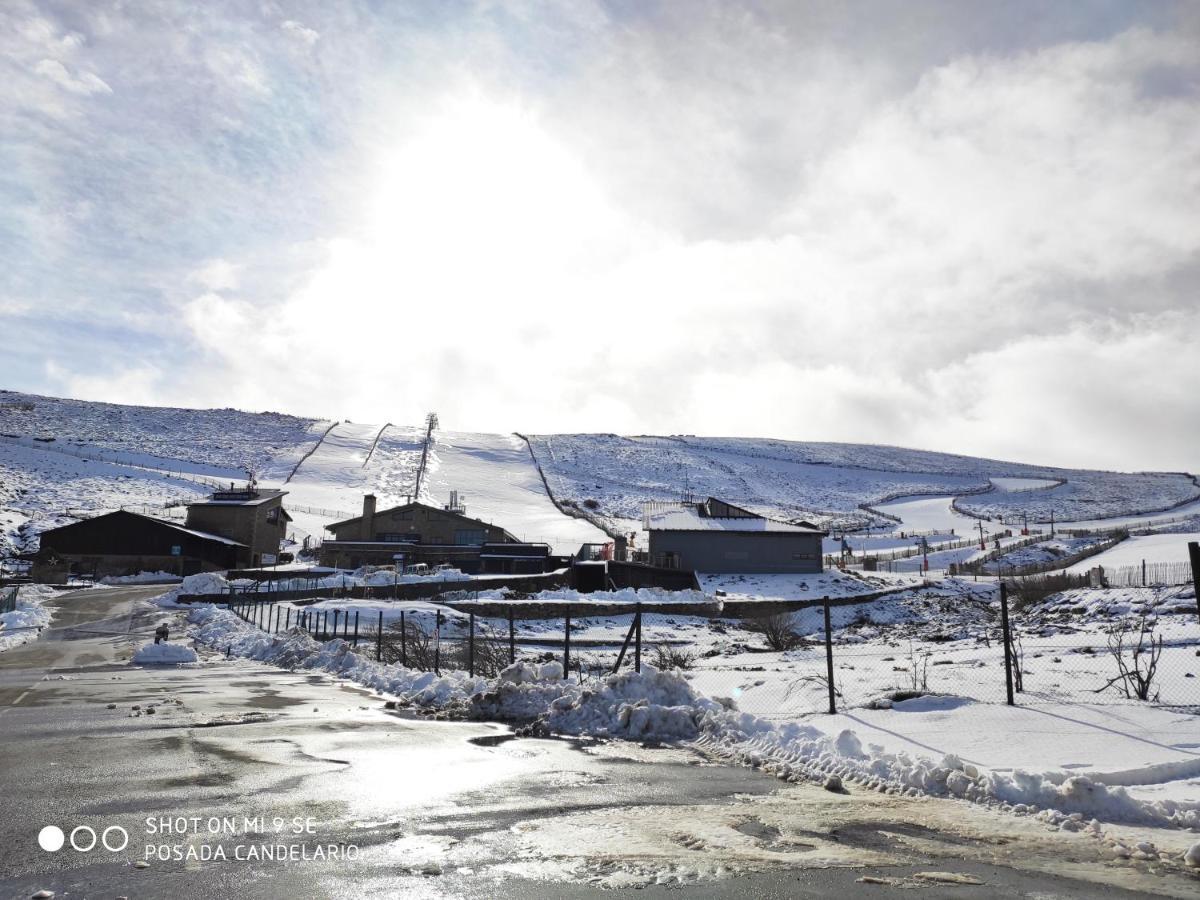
[645,497,825,575]
[184,486,290,567]
[320,495,547,571]
[33,510,244,580]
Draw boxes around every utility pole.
[1189,542,1200,624]
[977,519,986,551]
[1050,509,1055,539]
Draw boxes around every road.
[0,586,1193,898]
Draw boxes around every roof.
[47,510,247,547]
[328,500,519,541]
[187,488,287,508]
[644,498,825,535]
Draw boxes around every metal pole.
[1000,581,1015,706]
[377,610,384,661]
[469,612,475,678]
[563,611,570,679]
[508,607,515,664]
[333,610,340,641]
[353,611,360,647]
[435,610,441,675]
[401,610,407,667]
[1188,542,1200,624]
[285,608,291,630]
[823,597,836,714]
[634,603,641,673]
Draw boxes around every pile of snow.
[0,584,55,652]
[460,585,710,606]
[131,642,199,665]
[100,571,182,585]
[185,600,1200,835]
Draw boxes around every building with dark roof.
[33,510,245,580]
[644,497,825,574]
[320,494,549,572]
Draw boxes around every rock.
[134,860,149,869]
[32,891,55,899]
[823,774,846,793]
[106,703,116,709]
[1184,842,1200,868]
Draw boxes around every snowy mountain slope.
[422,431,608,554]
[0,439,209,555]
[0,391,323,556]
[264,420,427,543]
[526,434,1200,533]
[0,390,320,476]
[2,391,1195,562]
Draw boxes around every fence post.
[634,603,641,673]
[563,611,571,679]
[401,610,407,667]
[1189,542,1200,624]
[508,607,515,665]
[822,597,836,715]
[1142,559,1147,587]
[469,612,476,678]
[285,608,291,630]
[434,610,441,675]
[377,610,384,662]
[353,611,360,647]
[1000,581,1015,706]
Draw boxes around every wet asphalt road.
[0,586,1192,899]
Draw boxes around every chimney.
[361,494,377,541]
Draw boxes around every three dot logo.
[39,824,128,853]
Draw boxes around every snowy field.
[1067,533,1200,572]
[525,433,1199,534]
[180,576,1200,839]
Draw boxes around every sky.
[1,1,1198,474]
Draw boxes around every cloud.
[3,2,1199,473]
[34,58,111,95]
[280,20,319,47]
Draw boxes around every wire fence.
[221,582,1200,714]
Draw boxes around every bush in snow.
[742,611,805,651]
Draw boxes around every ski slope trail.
[422,431,608,555]
[270,421,384,541]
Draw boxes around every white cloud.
[280,20,319,47]
[34,58,111,95]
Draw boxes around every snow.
[422,431,609,553]
[1066,533,1200,570]
[184,599,1200,836]
[99,571,183,585]
[527,433,1199,535]
[0,584,55,652]
[131,642,199,664]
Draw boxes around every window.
[455,529,486,545]
[792,552,817,560]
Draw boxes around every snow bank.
[100,571,182,585]
[0,584,55,652]
[131,642,199,664]
[186,602,1200,835]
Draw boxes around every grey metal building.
[645,497,825,574]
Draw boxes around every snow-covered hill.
[525,434,1200,534]
[1,390,1196,562]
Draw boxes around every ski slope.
[1066,532,1200,571]
[422,431,608,554]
